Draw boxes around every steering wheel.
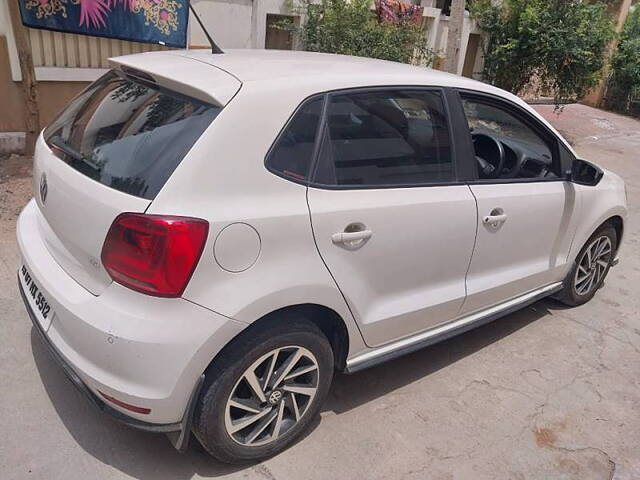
[472,133,505,179]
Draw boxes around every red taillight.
[101,213,209,297]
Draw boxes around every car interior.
[463,99,558,180]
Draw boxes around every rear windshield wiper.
[49,136,84,163]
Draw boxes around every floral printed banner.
[18,0,189,48]
[375,0,423,26]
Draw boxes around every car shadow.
[32,298,555,479]
[323,298,556,414]
[30,331,245,479]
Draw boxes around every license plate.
[20,265,54,331]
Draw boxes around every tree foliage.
[471,0,614,105]
[285,0,434,66]
[606,5,640,115]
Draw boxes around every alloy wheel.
[224,346,319,446]
[574,235,612,296]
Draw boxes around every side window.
[314,89,453,187]
[266,97,323,182]
[461,97,558,180]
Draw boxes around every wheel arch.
[568,206,626,266]
[202,303,352,376]
[259,304,351,371]
[579,215,625,258]
[607,215,624,252]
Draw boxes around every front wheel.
[193,317,334,464]
[557,224,617,306]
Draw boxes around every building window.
[265,14,295,50]
[436,0,452,15]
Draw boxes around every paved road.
[1,104,638,479]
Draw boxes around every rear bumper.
[19,276,190,430]
[17,199,245,428]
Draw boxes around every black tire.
[193,315,334,464]
[557,224,617,307]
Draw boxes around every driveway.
[0,104,638,480]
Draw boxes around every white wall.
[189,0,254,48]
[189,0,294,49]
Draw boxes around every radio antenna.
[187,0,224,54]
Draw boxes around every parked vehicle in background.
[17,50,626,463]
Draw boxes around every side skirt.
[345,282,563,374]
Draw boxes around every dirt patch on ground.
[534,427,558,448]
[0,155,33,232]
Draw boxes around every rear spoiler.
[109,51,242,107]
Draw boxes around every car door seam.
[564,186,584,264]
[305,186,369,346]
[459,183,480,314]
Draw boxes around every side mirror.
[567,159,603,186]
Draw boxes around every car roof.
[116,48,505,96]
[111,49,575,154]
[173,48,495,90]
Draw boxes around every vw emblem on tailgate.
[39,173,48,204]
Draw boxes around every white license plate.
[20,265,54,331]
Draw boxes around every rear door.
[307,88,477,347]
[455,92,578,314]
[33,67,234,294]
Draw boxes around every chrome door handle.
[332,225,372,250]
[482,210,508,229]
[483,214,507,224]
[332,230,373,244]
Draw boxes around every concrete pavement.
[0,103,638,479]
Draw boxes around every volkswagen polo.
[17,50,626,463]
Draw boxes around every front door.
[307,88,477,347]
[457,93,579,314]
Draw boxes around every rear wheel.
[557,224,617,306]
[193,317,334,464]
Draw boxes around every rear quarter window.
[44,70,221,200]
[265,96,323,182]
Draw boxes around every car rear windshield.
[43,70,221,200]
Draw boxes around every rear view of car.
[39,69,220,294]
[17,58,247,450]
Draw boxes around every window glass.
[314,90,453,187]
[461,98,558,180]
[44,70,221,200]
[266,97,323,182]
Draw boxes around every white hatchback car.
[18,50,626,463]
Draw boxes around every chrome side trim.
[345,282,563,373]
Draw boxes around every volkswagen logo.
[268,390,283,405]
[39,173,48,204]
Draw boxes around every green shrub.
[284,0,434,66]
[471,0,614,105]
[606,6,640,115]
